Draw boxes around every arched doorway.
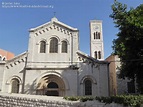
[46,82,59,96]
[80,75,97,96]
[84,79,92,95]
[36,74,65,96]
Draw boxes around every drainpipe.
[22,53,28,94]
[107,62,110,96]
[71,33,73,64]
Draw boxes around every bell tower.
[90,20,104,60]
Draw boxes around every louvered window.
[11,79,19,93]
[40,41,46,53]
[62,41,67,53]
[50,37,58,53]
[85,79,92,95]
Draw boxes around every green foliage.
[64,95,143,107]
[63,96,80,101]
[110,95,143,107]
[80,96,95,102]
[110,1,143,93]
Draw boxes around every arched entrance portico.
[36,74,65,96]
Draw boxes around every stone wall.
[0,93,77,107]
[0,93,124,107]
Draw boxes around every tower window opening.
[98,32,100,39]
[94,32,96,39]
[94,51,97,59]
[98,51,101,59]
[96,32,98,39]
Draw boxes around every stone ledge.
[0,92,125,107]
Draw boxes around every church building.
[0,17,109,96]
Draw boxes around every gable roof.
[77,50,108,64]
[6,51,27,64]
[29,17,78,32]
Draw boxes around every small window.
[40,41,46,53]
[85,79,92,95]
[62,41,67,53]
[50,37,58,53]
[11,79,19,93]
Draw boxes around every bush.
[63,96,79,101]
[80,96,95,102]
[64,95,143,107]
[110,95,143,107]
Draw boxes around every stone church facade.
[0,17,109,96]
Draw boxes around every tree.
[110,1,143,93]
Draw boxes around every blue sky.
[0,0,142,59]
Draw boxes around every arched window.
[84,79,92,95]
[62,41,67,53]
[11,79,19,93]
[46,82,59,96]
[94,51,97,59]
[98,51,101,59]
[48,82,58,88]
[40,41,46,53]
[50,37,58,53]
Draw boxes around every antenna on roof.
[51,12,58,21]
[54,12,56,17]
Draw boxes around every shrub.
[63,96,79,101]
[64,95,143,107]
[80,96,95,102]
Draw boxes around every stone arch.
[80,75,97,84]
[6,76,22,93]
[6,75,22,84]
[36,71,68,96]
[61,39,69,45]
[48,35,60,43]
[80,75,97,96]
[39,38,47,43]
